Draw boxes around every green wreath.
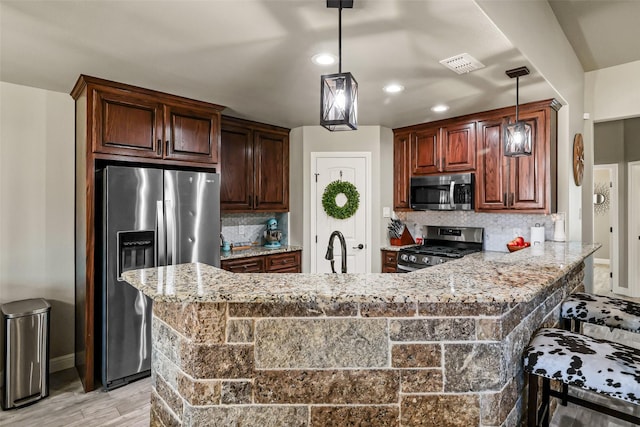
[322,180,360,219]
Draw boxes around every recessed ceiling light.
[312,53,337,66]
[431,104,449,113]
[383,84,405,94]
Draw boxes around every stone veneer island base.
[122,242,598,427]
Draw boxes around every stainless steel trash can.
[1,298,51,409]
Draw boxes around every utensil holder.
[391,228,415,246]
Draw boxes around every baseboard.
[594,258,610,266]
[50,353,75,373]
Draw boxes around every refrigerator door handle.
[156,201,166,266]
[165,199,175,265]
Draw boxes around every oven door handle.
[449,181,455,209]
[397,264,419,273]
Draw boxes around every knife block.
[390,227,415,246]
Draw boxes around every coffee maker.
[263,218,282,249]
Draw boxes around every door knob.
[353,244,364,249]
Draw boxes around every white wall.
[0,82,75,367]
[475,0,585,242]
[289,126,393,273]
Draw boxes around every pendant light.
[321,0,358,131]
[504,66,532,157]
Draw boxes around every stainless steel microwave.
[410,173,474,210]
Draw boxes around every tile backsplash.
[221,212,289,246]
[397,211,556,252]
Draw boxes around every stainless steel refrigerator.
[99,165,220,390]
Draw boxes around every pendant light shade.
[321,72,358,131]
[504,66,531,157]
[321,0,358,131]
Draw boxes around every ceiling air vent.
[439,53,485,74]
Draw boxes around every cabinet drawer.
[266,251,301,272]
[381,250,398,273]
[221,256,265,273]
[383,251,398,266]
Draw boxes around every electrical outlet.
[239,225,245,235]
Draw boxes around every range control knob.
[409,255,417,263]
[400,254,409,261]
[438,258,446,264]
[422,256,431,264]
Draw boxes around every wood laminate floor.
[0,368,150,427]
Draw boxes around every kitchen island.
[123,242,599,427]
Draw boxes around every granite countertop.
[122,242,599,306]
[221,245,302,260]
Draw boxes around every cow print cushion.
[524,328,640,404]
[561,292,640,333]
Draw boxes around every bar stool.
[524,327,640,427]
[561,292,640,333]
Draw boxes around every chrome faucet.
[325,230,347,274]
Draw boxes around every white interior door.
[629,161,640,297]
[311,153,370,273]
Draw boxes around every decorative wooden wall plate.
[573,133,584,186]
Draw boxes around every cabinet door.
[442,122,476,172]
[412,128,441,174]
[509,109,546,210]
[476,118,508,210]
[164,104,219,164]
[220,124,254,211]
[221,256,265,273]
[92,87,164,158]
[254,130,289,211]
[393,132,411,210]
[266,251,301,272]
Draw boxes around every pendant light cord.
[338,4,342,74]
[515,76,519,121]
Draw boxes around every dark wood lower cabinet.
[381,250,398,273]
[221,250,301,273]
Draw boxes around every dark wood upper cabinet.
[412,128,440,174]
[220,116,290,212]
[393,98,559,215]
[393,132,411,210]
[76,75,223,167]
[408,122,475,176]
[164,104,219,164]
[93,86,164,158]
[254,130,289,211]
[442,122,476,172]
[475,100,559,213]
[220,123,253,211]
[476,118,508,210]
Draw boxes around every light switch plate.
[383,207,391,218]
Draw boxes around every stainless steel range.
[397,226,484,272]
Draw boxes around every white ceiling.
[549,0,640,72]
[1,1,636,129]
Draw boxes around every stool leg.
[561,383,568,406]
[561,316,571,331]
[542,378,551,427]
[573,319,582,333]
[528,373,539,427]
